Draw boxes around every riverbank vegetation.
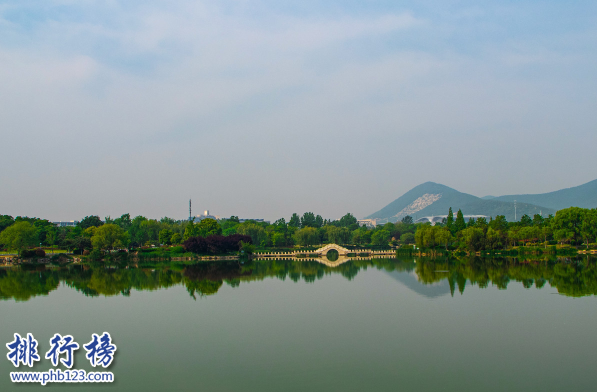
[1,206,596,260]
[1,255,596,301]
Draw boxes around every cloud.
[0,1,596,220]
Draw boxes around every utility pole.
[514,200,517,221]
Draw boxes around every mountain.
[366,182,555,222]
[491,179,597,211]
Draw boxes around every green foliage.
[325,226,351,244]
[371,230,391,246]
[159,229,174,245]
[0,215,15,233]
[552,207,585,244]
[415,225,452,249]
[239,241,255,255]
[458,227,485,252]
[401,216,414,224]
[520,214,533,226]
[79,215,104,229]
[300,212,319,228]
[454,209,466,232]
[400,232,415,244]
[236,223,268,246]
[294,227,319,246]
[91,224,130,251]
[184,218,222,240]
[171,233,182,245]
[0,221,38,255]
[446,208,454,232]
[289,213,301,228]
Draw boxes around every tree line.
[1,206,596,256]
[414,206,597,252]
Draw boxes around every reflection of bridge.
[255,244,396,267]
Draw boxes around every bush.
[19,249,46,258]
[21,249,36,258]
[183,234,252,254]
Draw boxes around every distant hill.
[492,179,597,210]
[366,182,555,222]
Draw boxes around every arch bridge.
[255,244,396,267]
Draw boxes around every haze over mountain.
[364,179,597,222]
[492,179,597,211]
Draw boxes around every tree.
[159,229,174,245]
[236,223,267,246]
[485,228,504,250]
[435,228,453,250]
[446,208,454,233]
[114,213,132,230]
[520,214,532,227]
[489,215,508,233]
[0,221,38,255]
[371,230,391,246]
[326,226,351,244]
[293,227,319,246]
[301,212,317,228]
[184,218,222,240]
[271,232,286,247]
[171,233,183,245]
[532,214,544,227]
[0,215,15,233]
[91,224,129,251]
[459,227,485,252]
[454,210,466,232]
[314,215,324,228]
[79,216,104,229]
[338,213,358,228]
[552,207,585,245]
[580,209,597,248]
[401,216,414,224]
[288,213,301,228]
[400,233,415,245]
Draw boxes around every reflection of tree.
[0,267,60,301]
[185,280,222,299]
[182,262,251,298]
[413,256,597,297]
[1,256,596,301]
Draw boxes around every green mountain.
[492,179,597,210]
[366,182,555,222]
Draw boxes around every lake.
[1,257,596,391]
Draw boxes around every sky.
[1,0,596,222]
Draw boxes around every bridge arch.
[314,243,351,256]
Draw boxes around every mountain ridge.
[365,179,597,222]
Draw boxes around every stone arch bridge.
[254,244,396,267]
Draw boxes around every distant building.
[357,219,377,228]
[190,210,220,222]
[414,215,489,225]
[238,218,269,224]
[52,221,79,227]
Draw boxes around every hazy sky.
[1,1,596,222]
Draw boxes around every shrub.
[183,234,252,254]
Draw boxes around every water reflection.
[1,256,596,301]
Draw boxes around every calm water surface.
[1,257,596,391]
